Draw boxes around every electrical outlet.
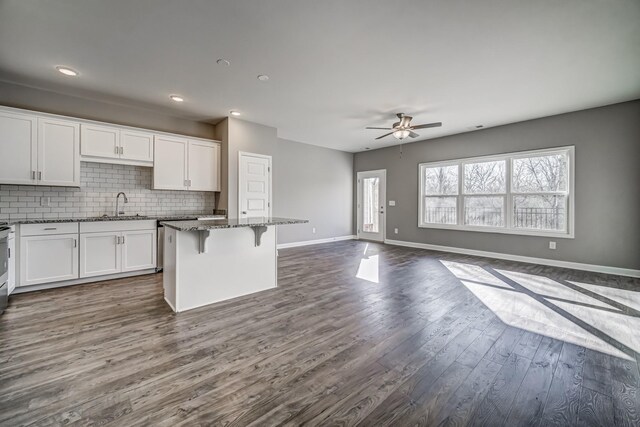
[549,241,556,250]
[40,196,50,207]
[389,200,396,206]
[312,227,316,234]
[394,228,399,234]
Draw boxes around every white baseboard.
[384,239,640,278]
[277,235,356,249]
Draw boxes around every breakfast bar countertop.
[160,217,308,231]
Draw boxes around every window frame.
[418,146,575,238]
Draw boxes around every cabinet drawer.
[80,220,157,233]
[20,222,79,236]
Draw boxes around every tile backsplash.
[0,162,216,221]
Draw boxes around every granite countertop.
[160,217,308,231]
[10,213,226,225]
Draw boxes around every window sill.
[417,223,574,239]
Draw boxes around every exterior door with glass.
[357,170,386,242]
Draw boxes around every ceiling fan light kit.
[366,112,442,141]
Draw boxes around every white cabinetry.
[79,220,156,279]
[81,124,153,166]
[154,137,220,191]
[0,111,37,185]
[79,232,121,278]
[38,118,80,186]
[19,233,79,286]
[0,111,79,187]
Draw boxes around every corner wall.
[354,100,640,270]
[226,118,354,244]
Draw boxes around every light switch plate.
[549,241,556,250]
[388,200,396,206]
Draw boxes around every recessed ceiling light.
[257,74,269,82]
[365,147,371,150]
[476,125,484,129]
[169,95,184,102]
[216,58,230,66]
[56,66,78,76]
[230,110,241,116]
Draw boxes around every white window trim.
[418,146,575,239]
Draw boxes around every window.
[419,146,574,238]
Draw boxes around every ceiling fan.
[366,113,442,140]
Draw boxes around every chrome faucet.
[115,192,128,217]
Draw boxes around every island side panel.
[175,225,277,312]
[163,226,178,311]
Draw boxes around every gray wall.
[354,100,640,270]
[226,118,353,244]
[0,81,217,139]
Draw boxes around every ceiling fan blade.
[409,131,420,138]
[375,132,395,140]
[366,127,392,130]
[411,122,442,130]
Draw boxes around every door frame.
[357,169,386,242]
[238,151,273,218]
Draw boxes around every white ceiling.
[1,0,639,152]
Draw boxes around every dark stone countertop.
[160,217,308,231]
[10,214,226,225]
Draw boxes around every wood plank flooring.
[1,240,639,426]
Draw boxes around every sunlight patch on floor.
[443,261,638,360]
[357,254,379,283]
[569,280,640,312]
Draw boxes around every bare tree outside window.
[423,165,458,224]
[512,153,567,231]
[464,160,506,227]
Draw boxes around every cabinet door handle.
[115,146,119,155]
[120,146,124,155]
[116,236,120,245]
[38,171,42,180]
[44,227,57,230]
[122,235,125,245]
[32,171,36,180]
[73,239,77,248]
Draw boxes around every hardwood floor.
[1,240,639,426]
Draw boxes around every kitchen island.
[160,217,307,312]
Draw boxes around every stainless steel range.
[0,222,10,314]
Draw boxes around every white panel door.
[19,233,79,286]
[0,111,37,185]
[80,124,120,159]
[357,170,386,242]
[238,153,271,219]
[120,129,154,162]
[153,135,188,190]
[188,140,220,191]
[121,229,157,272]
[80,232,122,278]
[38,118,80,186]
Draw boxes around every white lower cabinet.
[79,221,156,279]
[122,230,157,272]
[80,232,121,278]
[19,233,79,286]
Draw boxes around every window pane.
[514,195,566,231]
[424,165,458,195]
[362,177,379,232]
[464,196,505,227]
[512,153,567,193]
[464,160,506,194]
[424,196,457,224]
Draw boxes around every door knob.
[242,211,247,214]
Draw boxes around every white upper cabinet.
[188,140,220,191]
[0,111,37,185]
[38,118,80,186]
[119,129,153,163]
[154,137,220,192]
[153,135,188,190]
[81,124,153,165]
[80,123,119,159]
